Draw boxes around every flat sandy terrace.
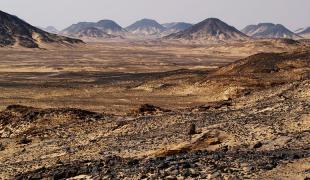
[0,42,240,73]
[0,40,301,114]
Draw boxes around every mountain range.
[0,10,82,48]
[54,17,310,42]
[0,9,309,48]
[61,19,193,39]
[241,23,301,39]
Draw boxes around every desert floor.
[0,40,301,114]
[0,40,309,179]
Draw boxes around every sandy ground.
[0,40,309,179]
[0,40,304,114]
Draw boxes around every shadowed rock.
[0,10,83,48]
[134,104,171,115]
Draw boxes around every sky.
[1,0,310,31]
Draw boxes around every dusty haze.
[1,0,310,30]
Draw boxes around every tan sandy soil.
[0,40,309,179]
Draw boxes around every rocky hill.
[61,20,126,37]
[95,20,126,35]
[241,23,301,39]
[0,10,83,48]
[165,18,249,43]
[126,19,166,37]
[215,51,310,76]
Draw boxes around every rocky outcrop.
[0,10,83,48]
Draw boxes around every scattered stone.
[159,162,169,169]
[176,175,185,180]
[134,104,171,115]
[188,124,197,135]
[220,145,229,152]
[0,143,5,151]
[127,159,139,166]
[188,168,198,177]
[1,127,13,138]
[165,175,177,180]
[182,162,191,169]
[18,136,32,145]
[194,99,233,111]
[253,142,263,149]
[208,171,221,179]
[242,166,253,172]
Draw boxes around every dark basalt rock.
[134,104,171,115]
[253,142,263,149]
[193,99,233,112]
[0,143,5,151]
[15,148,310,179]
[18,136,32,145]
[0,10,83,48]
[187,123,197,135]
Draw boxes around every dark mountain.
[296,27,310,38]
[61,20,126,36]
[61,22,94,34]
[241,23,301,39]
[126,19,166,36]
[0,10,83,48]
[165,18,249,42]
[95,20,126,34]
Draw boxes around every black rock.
[0,10,83,48]
[127,159,140,166]
[158,162,169,169]
[253,142,263,149]
[188,124,197,135]
[0,143,4,151]
[182,162,191,169]
[19,136,32,145]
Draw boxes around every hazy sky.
[1,0,309,31]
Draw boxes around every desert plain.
[0,39,309,179]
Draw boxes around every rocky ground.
[0,49,309,179]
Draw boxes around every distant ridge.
[61,19,126,38]
[95,20,126,35]
[241,23,301,39]
[0,10,83,48]
[165,18,249,43]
